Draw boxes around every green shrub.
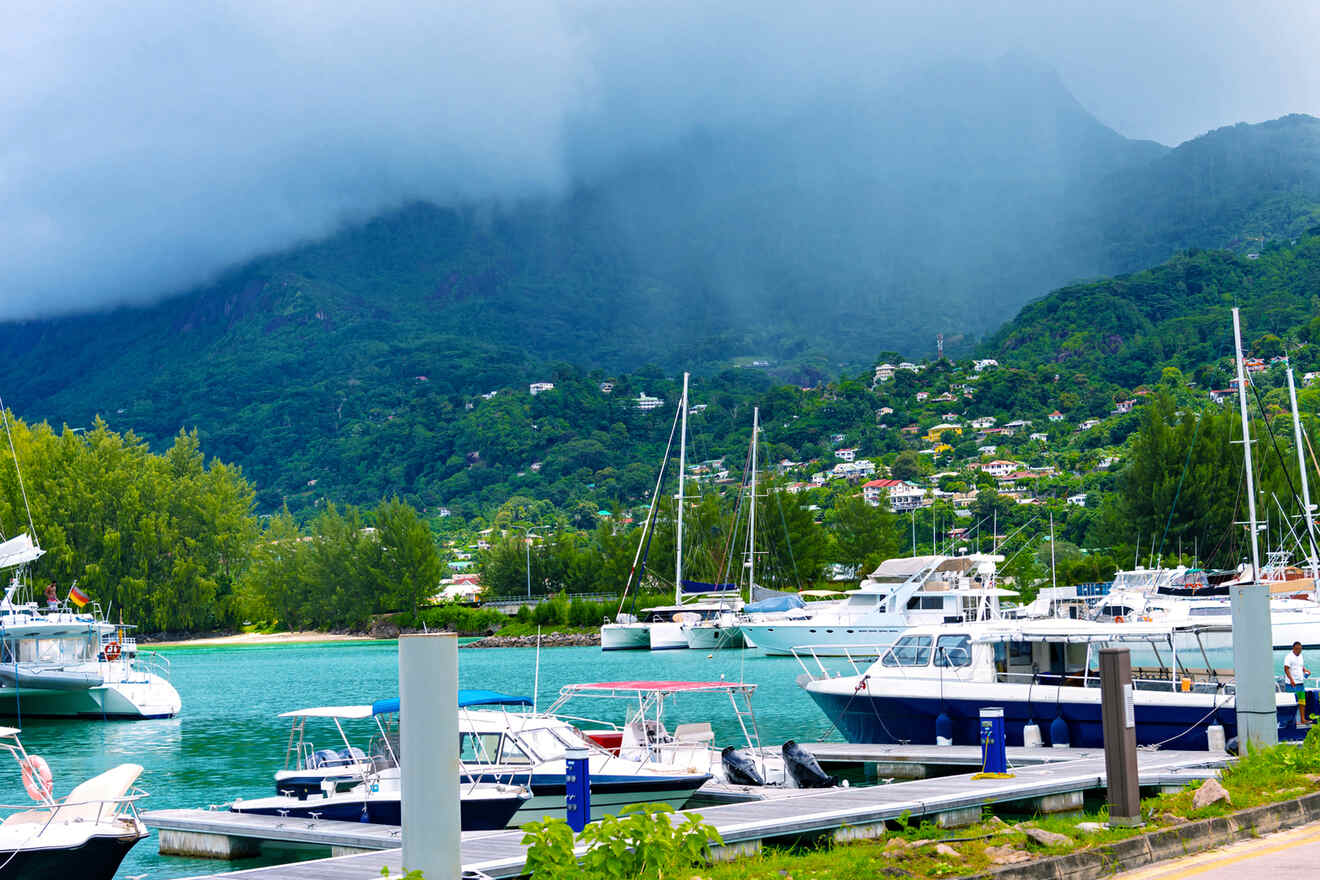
[521,804,722,879]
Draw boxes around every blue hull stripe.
[806,691,1304,750]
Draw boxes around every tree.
[891,450,921,482]
[373,498,445,614]
[830,493,901,574]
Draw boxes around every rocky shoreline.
[459,631,601,649]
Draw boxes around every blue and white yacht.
[799,619,1306,750]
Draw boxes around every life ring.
[103,641,121,661]
[21,755,52,802]
[1114,615,1125,624]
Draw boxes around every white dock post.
[400,632,460,880]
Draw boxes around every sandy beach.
[147,631,379,648]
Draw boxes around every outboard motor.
[782,740,838,788]
[721,746,766,786]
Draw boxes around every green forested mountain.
[986,230,1320,389]
[0,94,1319,514]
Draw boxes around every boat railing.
[0,785,148,835]
[790,643,888,681]
[992,669,1240,695]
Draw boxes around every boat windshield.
[881,635,933,667]
[933,635,972,667]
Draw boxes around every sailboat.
[683,407,762,650]
[600,374,740,651]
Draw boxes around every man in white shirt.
[1284,641,1311,724]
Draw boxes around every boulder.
[1192,778,1232,809]
[1021,826,1071,848]
[934,843,961,859]
[984,845,1031,865]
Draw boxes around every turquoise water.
[0,640,829,879]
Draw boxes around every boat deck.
[160,746,1227,879]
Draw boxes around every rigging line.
[774,485,804,589]
[1248,376,1308,528]
[0,399,36,545]
[1156,406,1206,561]
[618,398,682,618]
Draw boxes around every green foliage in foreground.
[521,804,721,879]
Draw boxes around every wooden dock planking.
[170,748,1228,879]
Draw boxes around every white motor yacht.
[0,536,180,719]
[740,554,1012,656]
[0,727,148,879]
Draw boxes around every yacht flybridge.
[739,553,1012,656]
[0,535,179,719]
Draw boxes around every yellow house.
[924,423,963,443]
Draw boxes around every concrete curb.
[962,791,1320,880]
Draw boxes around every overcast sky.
[2,1,1318,320]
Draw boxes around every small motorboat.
[236,695,533,831]
[0,726,148,879]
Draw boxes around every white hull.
[741,622,904,656]
[649,622,689,651]
[0,672,180,718]
[511,785,695,826]
[683,624,744,650]
[601,623,651,651]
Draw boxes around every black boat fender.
[782,740,839,788]
[721,746,766,786]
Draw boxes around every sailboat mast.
[749,407,758,592]
[1286,362,1320,581]
[1233,308,1262,577]
[675,372,689,604]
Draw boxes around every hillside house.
[978,445,998,455]
[970,416,996,429]
[600,381,615,393]
[916,391,930,401]
[635,392,665,411]
[1207,389,1233,404]
[831,433,848,445]
[973,359,999,372]
[979,459,1019,478]
[878,406,894,415]
[925,423,962,442]
[833,460,876,479]
[1304,373,1320,387]
[936,392,957,403]
[1048,410,1064,422]
[1079,419,1101,430]
[874,364,897,383]
[1029,432,1048,442]
[861,478,924,512]
[1067,493,1088,507]
[835,447,857,462]
[1114,400,1135,414]
[899,362,922,373]
[529,382,555,395]
[1005,419,1032,431]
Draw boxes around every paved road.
[1118,820,1320,880]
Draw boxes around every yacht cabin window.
[906,596,945,610]
[881,635,932,667]
[934,635,972,667]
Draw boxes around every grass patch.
[705,729,1320,880]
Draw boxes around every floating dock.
[156,746,1228,879]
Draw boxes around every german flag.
[67,585,89,608]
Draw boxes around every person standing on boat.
[1285,641,1311,724]
[44,581,58,610]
